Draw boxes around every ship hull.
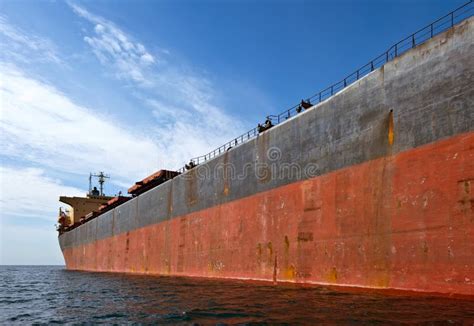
[59,18,474,296]
[62,133,473,295]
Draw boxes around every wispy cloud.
[69,2,156,85]
[69,3,245,167]
[1,3,245,193]
[0,64,161,185]
[0,15,63,65]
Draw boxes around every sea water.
[1,266,473,324]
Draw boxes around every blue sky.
[0,0,466,265]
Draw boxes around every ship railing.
[176,1,473,174]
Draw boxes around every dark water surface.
[1,266,473,325]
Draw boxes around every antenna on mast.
[89,172,110,196]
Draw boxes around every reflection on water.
[1,266,473,324]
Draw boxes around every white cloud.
[0,166,80,263]
[70,3,156,85]
[141,53,155,65]
[0,15,63,65]
[69,3,246,169]
[0,166,84,220]
[0,64,161,186]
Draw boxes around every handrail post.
[412,34,415,48]
[430,23,433,38]
[451,12,454,27]
[395,44,398,57]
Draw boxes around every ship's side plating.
[59,18,474,296]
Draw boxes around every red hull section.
[63,133,474,296]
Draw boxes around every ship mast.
[89,172,110,196]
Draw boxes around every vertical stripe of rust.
[388,110,394,146]
[61,132,473,296]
